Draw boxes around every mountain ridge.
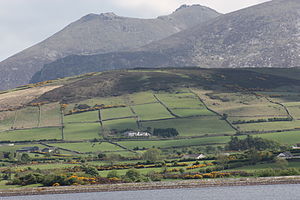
[0,4,220,90]
[32,0,300,83]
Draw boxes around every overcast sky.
[0,0,270,62]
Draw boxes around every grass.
[64,123,100,140]
[118,136,231,150]
[40,103,60,127]
[65,97,126,113]
[252,131,300,145]
[156,92,204,108]
[230,161,300,172]
[132,103,174,120]
[101,107,134,120]
[50,142,124,153]
[0,127,61,141]
[142,117,235,137]
[103,118,138,131]
[128,91,158,105]
[64,111,99,123]
[237,120,300,132]
[171,108,215,117]
[0,111,15,132]
[193,89,288,117]
[0,144,47,152]
[14,107,39,129]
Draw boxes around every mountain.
[32,0,300,83]
[0,5,220,90]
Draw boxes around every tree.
[217,154,230,169]
[20,153,30,163]
[247,149,262,165]
[124,169,141,182]
[107,170,119,178]
[142,148,162,162]
[81,165,99,176]
[227,135,280,151]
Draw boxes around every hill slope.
[32,0,300,82]
[0,5,220,90]
[2,68,300,145]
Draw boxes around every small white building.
[277,152,293,159]
[182,154,206,160]
[123,131,151,137]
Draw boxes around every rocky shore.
[1,176,300,197]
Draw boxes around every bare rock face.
[0,5,220,90]
[32,0,300,83]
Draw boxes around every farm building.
[123,131,151,137]
[41,147,57,153]
[277,152,293,159]
[181,154,206,160]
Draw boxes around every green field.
[171,108,215,117]
[103,118,138,131]
[101,107,134,120]
[237,120,300,132]
[132,103,174,120]
[142,116,235,136]
[50,142,124,153]
[0,127,61,141]
[64,123,100,140]
[155,92,204,108]
[128,92,158,105]
[118,136,231,150]
[64,111,99,123]
[252,131,300,145]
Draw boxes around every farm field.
[0,127,61,141]
[252,131,300,145]
[132,103,173,120]
[13,107,39,129]
[64,123,100,140]
[103,118,138,131]
[229,161,300,172]
[101,107,134,120]
[192,89,288,117]
[236,120,300,132]
[118,136,231,150]
[50,142,125,153]
[40,103,60,127]
[142,116,235,137]
[64,111,98,123]
[155,92,204,109]
[0,111,15,132]
[171,108,215,117]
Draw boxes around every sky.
[0,0,270,62]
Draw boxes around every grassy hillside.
[1,68,300,156]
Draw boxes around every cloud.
[0,0,270,61]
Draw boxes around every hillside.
[32,0,300,83]
[0,5,220,90]
[2,67,300,186]
[2,68,300,145]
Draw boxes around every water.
[1,184,300,200]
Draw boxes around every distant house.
[41,147,57,153]
[277,151,293,159]
[181,154,206,160]
[292,144,300,149]
[16,146,39,153]
[123,131,151,137]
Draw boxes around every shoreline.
[1,176,300,197]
